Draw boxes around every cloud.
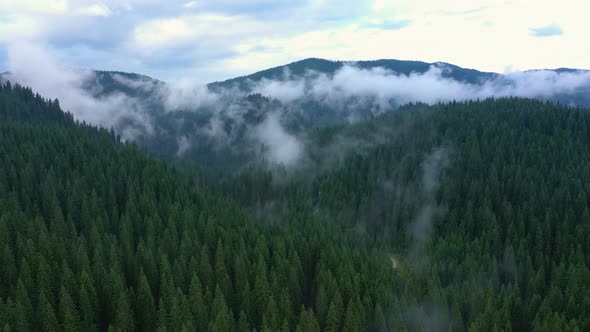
[195,0,304,16]
[132,16,197,48]
[4,41,590,173]
[365,19,411,30]
[408,147,449,256]
[499,69,590,97]
[405,302,454,332]
[2,0,590,81]
[158,78,220,111]
[0,0,68,15]
[0,1,113,16]
[252,74,306,103]
[1,41,304,168]
[305,65,469,107]
[72,3,113,16]
[254,113,303,167]
[183,1,198,8]
[443,6,487,16]
[176,136,191,155]
[530,24,563,37]
[4,42,154,141]
[0,15,39,42]
[130,13,269,55]
[243,63,590,114]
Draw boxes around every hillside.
[221,97,590,330]
[2,67,590,330]
[0,82,399,331]
[3,59,590,176]
[208,58,500,90]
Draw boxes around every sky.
[0,0,588,82]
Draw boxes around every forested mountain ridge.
[207,58,501,90]
[3,58,590,178]
[0,81,75,127]
[0,82,399,331]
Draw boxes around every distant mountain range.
[2,58,590,172]
[208,57,501,89]
[81,57,589,102]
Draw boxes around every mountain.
[0,81,399,331]
[90,70,164,98]
[223,97,590,330]
[3,58,590,175]
[76,60,590,175]
[208,57,500,91]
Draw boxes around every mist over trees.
[4,47,590,174]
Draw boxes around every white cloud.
[222,0,589,76]
[0,0,113,16]
[183,1,198,8]
[4,40,590,171]
[0,0,68,15]
[209,0,589,77]
[131,13,268,50]
[132,17,196,48]
[243,63,590,113]
[1,0,590,84]
[159,78,220,111]
[4,42,154,140]
[0,15,39,42]
[255,113,302,167]
[176,136,191,155]
[72,3,113,16]
[253,78,305,103]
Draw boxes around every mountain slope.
[222,97,590,330]
[208,57,500,90]
[79,60,590,174]
[0,82,399,331]
[2,78,590,329]
[3,58,590,180]
[84,60,590,168]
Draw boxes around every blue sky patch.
[530,24,563,37]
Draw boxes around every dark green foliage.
[0,82,75,127]
[222,98,590,330]
[0,81,395,330]
[207,58,499,91]
[2,78,590,331]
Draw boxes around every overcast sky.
[0,0,588,82]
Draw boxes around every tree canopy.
[1,81,589,330]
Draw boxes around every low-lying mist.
[4,42,590,169]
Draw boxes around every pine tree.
[295,308,320,332]
[59,286,80,332]
[342,300,361,332]
[373,304,387,332]
[113,290,134,331]
[14,280,32,332]
[188,273,208,331]
[325,292,344,332]
[39,292,59,332]
[136,271,156,331]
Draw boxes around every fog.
[4,42,590,167]
[4,43,154,141]
[254,113,303,168]
[249,63,590,110]
[408,147,450,257]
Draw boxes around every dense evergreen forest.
[0,83,395,331]
[1,81,590,331]
[221,98,590,331]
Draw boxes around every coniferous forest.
[1,80,590,332]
